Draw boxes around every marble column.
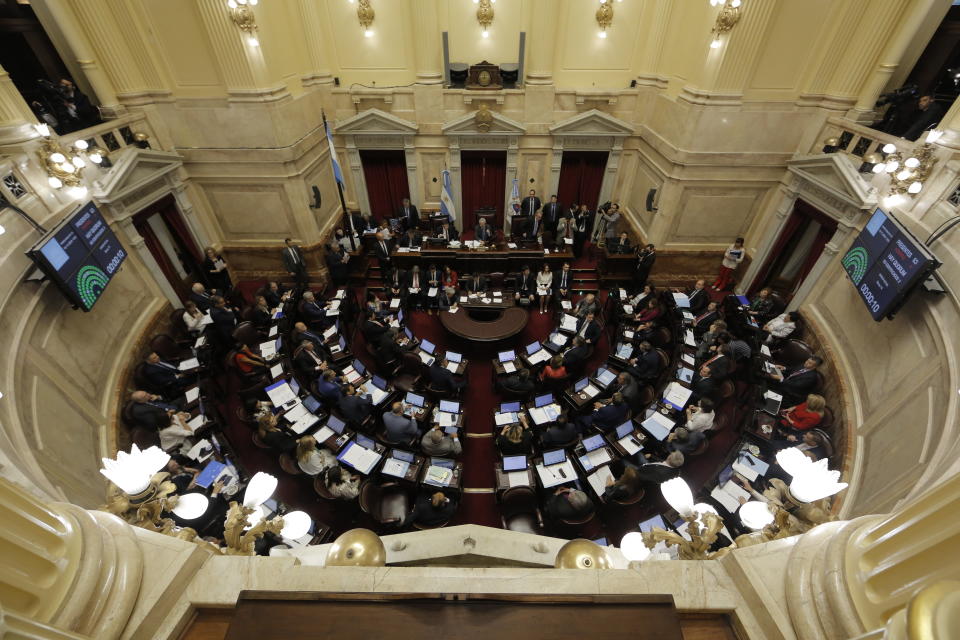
[524,0,559,86]
[0,64,38,146]
[67,0,147,100]
[632,0,671,89]
[0,603,89,640]
[0,478,141,639]
[297,0,335,88]
[710,0,778,95]
[849,0,938,120]
[788,219,856,310]
[411,0,443,85]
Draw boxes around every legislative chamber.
[0,1,958,639]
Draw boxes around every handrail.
[814,117,918,159]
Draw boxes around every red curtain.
[793,224,835,293]
[557,151,608,211]
[460,150,507,231]
[134,217,189,302]
[360,150,410,220]
[158,200,203,263]
[749,210,805,296]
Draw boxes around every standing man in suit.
[465,272,487,294]
[399,198,419,230]
[282,238,308,287]
[634,244,656,292]
[374,232,392,269]
[575,312,601,345]
[522,189,541,217]
[524,211,545,242]
[554,262,573,300]
[325,241,349,286]
[210,295,237,343]
[474,217,493,244]
[542,195,562,233]
[573,205,590,259]
[514,265,535,305]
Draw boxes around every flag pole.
[323,109,356,251]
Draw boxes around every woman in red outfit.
[540,355,568,381]
[634,298,662,324]
[779,394,825,431]
[442,265,458,290]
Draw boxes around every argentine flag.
[440,169,457,223]
[325,119,344,185]
[510,177,521,215]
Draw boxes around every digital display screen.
[842,208,937,321]
[29,202,127,311]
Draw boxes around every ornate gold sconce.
[357,0,375,38]
[226,0,260,46]
[474,0,494,38]
[642,509,731,560]
[875,137,941,209]
[34,125,104,200]
[709,0,742,49]
[222,501,285,556]
[596,0,614,39]
[101,471,180,531]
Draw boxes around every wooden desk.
[494,461,536,493]
[459,290,514,309]
[492,357,523,375]
[441,307,528,342]
[380,450,426,484]
[419,461,464,491]
[605,428,648,458]
[390,245,574,274]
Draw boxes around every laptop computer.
[582,434,605,452]
[498,350,516,363]
[639,514,667,533]
[543,449,566,466]
[392,449,415,463]
[397,309,405,324]
[595,367,616,386]
[302,395,322,414]
[431,457,455,469]
[615,421,634,439]
[371,375,388,390]
[503,455,528,471]
[446,351,463,364]
[355,434,376,450]
[326,415,346,434]
[420,339,436,354]
[500,401,521,413]
[534,393,554,408]
[405,392,426,408]
[526,341,541,355]
[574,378,589,393]
[353,359,366,375]
[439,399,461,414]
[289,378,301,396]
[404,327,414,340]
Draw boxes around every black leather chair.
[359,480,411,526]
[499,486,544,534]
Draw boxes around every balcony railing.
[59,112,160,166]
[813,117,918,160]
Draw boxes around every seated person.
[539,355,567,381]
[401,491,458,528]
[166,458,201,494]
[406,265,426,310]
[625,341,660,384]
[540,415,578,447]
[181,300,207,336]
[365,291,392,319]
[685,279,709,315]
[627,283,656,309]
[496,420,534,455]
[158,410,199,451]
[464,272,487,295]
[634,298,663,324]
[420,427,462,457]
[438,286,459,311]
[576,392,629,433]
[634,451,685,484]
[250,295,272,330]
[574,293,598,318]
[524,211,546,241]
[442,265,458,290]
[690,364,719,404]
[514,266,535,305]
[500,368,535,395]
[314,369,342,403]
[321,465,361,500]
[189,282,214,312]
[748,288,777,322]
[294,340,327,380]
[425,264,443,312]
[429,358,466,393]
[325,242,349,286]
[603,464,642,501]
[701,343,733,381]
[300,291,327,326]
[609,231,632,254]
[562,336,590,369]
[143,351,194,394]
[774,430,828,461]
[726,333,752,362]
[768,356,822,406]
[361,310,390,342]
[337,384,374,424]
[376,328,412,364]
[129,390,182,429]
[763,311,799,344]
[544,487,594,522]
[692,301,720,335]
[554,262,574,299]
[574,311,600,345]
[292,321,326,352]
[695,320,727,361]
[666,427,706,455]
[234,345,267,379]
[779,393,826,432]
[399,228,422,249]
[612,371,641,410]
[383,401,420,444]
[262,281,289,309]
[474,218,493,244]
[685,398,715,433]
[257,413,297,454]
[385,267,407,301]
[436,221,459,242]
[296,435,337,475]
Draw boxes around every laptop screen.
[534,393,553,408]
[405,392,425,407]
[327,415,346,434]
[392,449,415,463]
[431,457,455,469]
[717,464,735,486]
[371,375,387,390]
[420,339,436,354]
[404,327,414,340]
[500,401,521,413]
[338,336,347,350]
[355,434,376,450]
[353,359,366,375]
[526,341,541,355]
[736,295,750,306]
[498,350,516,363]
[275,336,282,351]
[583,434,605,451]
[639,514,667,533]
[397,309,405,324]
[439,400,460,414]
[615,421,634,439]
[543,449,566,466]
[446,351,462,363]
[289,378,301,396]
[596,368,616,386]
[574,378,589,392]
[302,395,321,414]
[503,455,527,471]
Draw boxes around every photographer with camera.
[903,94,944,141]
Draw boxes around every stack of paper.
[529,404,560,426]
[528,349,551,365]
[684,330,696,347]
[382,458,410,478]
[186,439,214,462]
[642,411,675,440]
[313,426,335,443]
[179,357,200,371]
[760,345,772,357]
[283,402,310,423]
[507,471,529,488]
[427,287,439,297]
[390,298,401,309]
[581,383,601,399]
[550,333,569,347]
[618,288,627,298]
[323,325,338,339]
[265,381,296,406]
[503,361,516,373]
[507,242,518,249]
[185,387,200,403]
[560,300,572,310]
[187,413,206,430]
[368,386,389,405]
[616,343,633,359]
[339,442,381,474]
[260,341,277,359]
[586,448,611,467]
[587,465,614,497]
[618,434,643,455]
[682,353,695,366]
[622,305,634,314]
[662,382,692,411]
[290,413,320,435]
[269,363,284,379]
[437,412,457,427]
[418,351,435,365]
[446,361,459,373]
[495,412,517,426]
[424,465,453,486]
[623,330,635,339]
[194,335,207,348]
[710,481,752,513]
[673,293,691,308]
[560,314,578,332]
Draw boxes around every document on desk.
[313,426,335,443]
[587,465,614,498]
[260,341,277,359]
[564,237,573,245]
[427,287,439,297]
[437,412,457,427]
[616,343,633,359]
[185,386,200,403]
[528,349,551,365]
[582,383,601,399]
[408,287,420,294]
[200,313,213,326]
[684,330,696,347]
[424,465,453,487]
[662,382,692,411]
[622,304,634,314]
[283,402,309,423]
[194,335,206,348]
[560,300,572,310]
[642,410,675,441]
[550,333,569,347]
[339,442,381,474]
[733,450,770,482]
[677,367,694,384]
[507,471,529,488]
[623,330,635,339]
[344,366,363,384]
[682,311,695,323]
[368,386,389,406]
[418,351,435,366]
[495,412,518,426]
[390,298,401,309]
[382,458,410,479]
[290,413,320,435]
[536,460,575,488]
[265,381,297,407]
[761,344,771,357]
[619,288,627,299]
[710,481,752,513]
[445,361,459,373]
[269,363,283,379]
[507,242,518,249]
[179,357,200,371]
[396,247,410,253]
[586,448,611,467]
[682,353,695,366]
[323,324,338,339]
[335,289,347,300]
[618,434,643,456]
[186,439,213,462]
[187,413,206,431]
[529,404,560,426]
[560,314,578,332]
[265,324,278,338]
[502,361,517,373]
[672,293,690,308]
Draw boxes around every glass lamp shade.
[73,139,89,150]
[50,152,66,164]
[89,151,103,164]
[882,143,897,154]
[619,531,650,561]
[279,510,312,539]
[660,477,695,517]
[0,224,5,235]
[71,156,85,169]
[883,193,905,208]
[67,186,88,199]
[242,471,277,508]
[896,169,912,181]
[172,493,209,520]
[904,157,920,169]
[47,176,63,188]
[776,448,848,503]
[871,163,885,174]
[739,501,774,530]
[693,502,718,518]
[884,160,899,173]
[908,182,923,194]
[100,445,170,495]
[34,123,50,137]
[244,505,267,529]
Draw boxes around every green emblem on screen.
[842,246,869,284]
[75,264,109,308]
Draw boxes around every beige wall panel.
[554,0,642,89]
[324,0,416,85]
[626,152,658,234]
[140,0,224,96]
[669,189,761,244]
[520,152,549,194]
[444,0,524,67]
[747,0,831,96]
[419,151,448,203]
[259,0,307,94]
[663,1,715,92]
[305,159,343,233]
[203,184,295,240]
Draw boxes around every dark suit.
[464,275,487,294]
[315,378,342,402]
[693,310,719,335]
[429,363,465,392]
[609,239,632,254]
[691,376,719,403]
[190,291,214,312]
[544,491,593,521]
[562,345,589,369]
[776,368,819,404]
[436,226,459,242]
[374,239,393,266]
[294,348,324,379]
[400,204,419,229]
[362,318,389,342]
[399,233,422,249]
[574,318,601,344]
[301,300,326,325]
[515,273,535,298]
[210,306,236,341]
[541,421,578,447]
[325,248,348,285]
[524,217,545,240]
[282,245,308,286]
[438,291,459,311]
[580,402,628,432]
[634,249,656,289]
[542,201,562,231]
[131,401,173,429]
[554,269,573,296]
[669,430,706,455]
[701,354,731,381]
[144,361,181,391]
[474,224,493,243]
[263,286,286,309]
[522,195,542,217]
[262,429,297,454]
[628,349,661,383]
[636,462,680,485]
[500,375,535,395]
[338,394,373,424]
[687,288,709,315]
[402,492,458,527]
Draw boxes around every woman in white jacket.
[712,237,745,291]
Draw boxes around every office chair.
[499,486,545,535]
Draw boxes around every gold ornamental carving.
[475,103,494,132]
